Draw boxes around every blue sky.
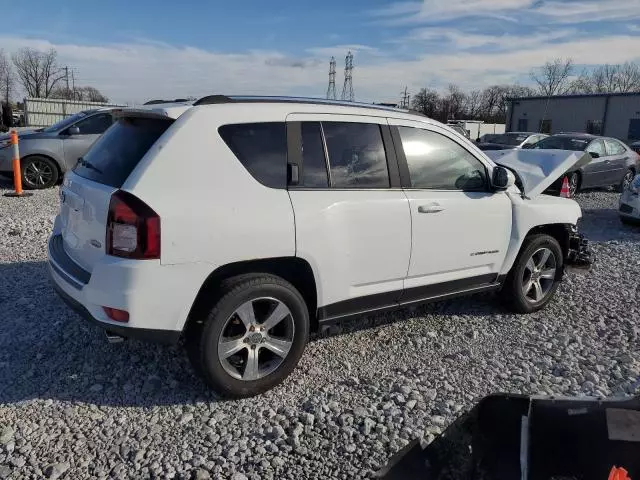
[2,0,640,103]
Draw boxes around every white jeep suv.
[48,96,593,397]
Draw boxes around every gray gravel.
[1,178,640,479]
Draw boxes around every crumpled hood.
[484,149,592,198]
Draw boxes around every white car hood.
[484,149,591,198]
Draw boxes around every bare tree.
[441,84,466,121]
[613,62,640,92]
[464,89,483,119]
[12,48,66,98]
[0,50,15,103]
[411,88,440,118]
[530,58,574,96]
[79,86,109,103]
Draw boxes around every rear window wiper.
[76,157,103,174]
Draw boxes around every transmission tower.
[341,51,354,102]
[326,57,337,100]
[400,86,410,109]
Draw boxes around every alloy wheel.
[622,171,634,191]
[522,247,557,303]
[217,297,295,381]
[25,160,54,187]
[568,173,579,197]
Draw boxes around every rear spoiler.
[111,109,176,121]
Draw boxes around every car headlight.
[628,175,640,194]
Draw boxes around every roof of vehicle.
[503,131,541,136]
[118,95,435,124]
[551,133,599,139]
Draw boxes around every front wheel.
[567,172,580,198]
[501,234,563,313]
[186,274,309,398]
[21,156,59,189]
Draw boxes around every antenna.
[326,57,337,100]
[341,51,354,102]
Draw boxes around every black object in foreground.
[377,394,640,480]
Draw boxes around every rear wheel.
[501,234,563,313]
[619,169,635,192]
[186,274,309,398]
[21,156,59,189]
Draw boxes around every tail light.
[106,190,160,259]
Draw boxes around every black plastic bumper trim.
[48,234,91,289]
[50,272,181,345]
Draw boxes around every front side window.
[322,122,390,188]
[604,138,626,155]
[218,123,288,188]
[398,126,487,191]
[75,113,113,135]
[586,139,606,157]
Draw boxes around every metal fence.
[24,97,128,128]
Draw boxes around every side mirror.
[67,126,80,136]
[492,166,516,190]
[588,151,600,158]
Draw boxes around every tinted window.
[73,117,171,188]
[492,133,528,146]
[533,136,590,151]
[301,122,328,187]
[398,127,487,191]
[218,123,287,189]
[43,111,90,133]
[322,122,389,188]
[74,113,113,135]
[586,139,605,157]
[605,138,626,155]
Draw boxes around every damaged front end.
[565,225,595,274]
[377,394,640,480]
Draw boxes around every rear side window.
[322,122,389,188]
[301,122,329,187]
[605,139,626,155]
[74,113,113,135]
[73,117,172,188]
[218,123,287,188]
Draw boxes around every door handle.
[418,203,444,214]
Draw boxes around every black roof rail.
[192,94,424,116]
[143,98,191,105]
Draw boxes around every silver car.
[0,108,116,189]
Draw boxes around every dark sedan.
[476,132,548,151]
[530,133,640,196]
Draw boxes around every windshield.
[491,134,529,146]
[42,111,90,133]
[532,136,589,151]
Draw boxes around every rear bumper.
[47,232,212,344]
[50,276,180,345]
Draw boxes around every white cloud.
[2,29,640,105]
[536,0,640,23]
[371,0,529,24]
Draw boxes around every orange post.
[608,466,631,480]
[10,130,22,195]
[3,130,32,198]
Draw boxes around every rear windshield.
[492,134,528,146]
[532,136,588,151]
[73,117,172,188]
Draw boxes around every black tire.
[501,234,563,314]
[186,274,309,398]
[21,155,59,190]
[618,169,635,193]
[567,172,580,198]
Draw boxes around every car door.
[581,139,609,188]
[61,112,113,170]
[604,138,629,185]
[286,114,411,322]
[390,120,511,298]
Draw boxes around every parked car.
[619,173,640,225]
[0,108,117,189]
[47,96,593,398]
[476,132,548,151]
[529,133,640,196]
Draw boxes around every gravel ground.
[1,179,639,479]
